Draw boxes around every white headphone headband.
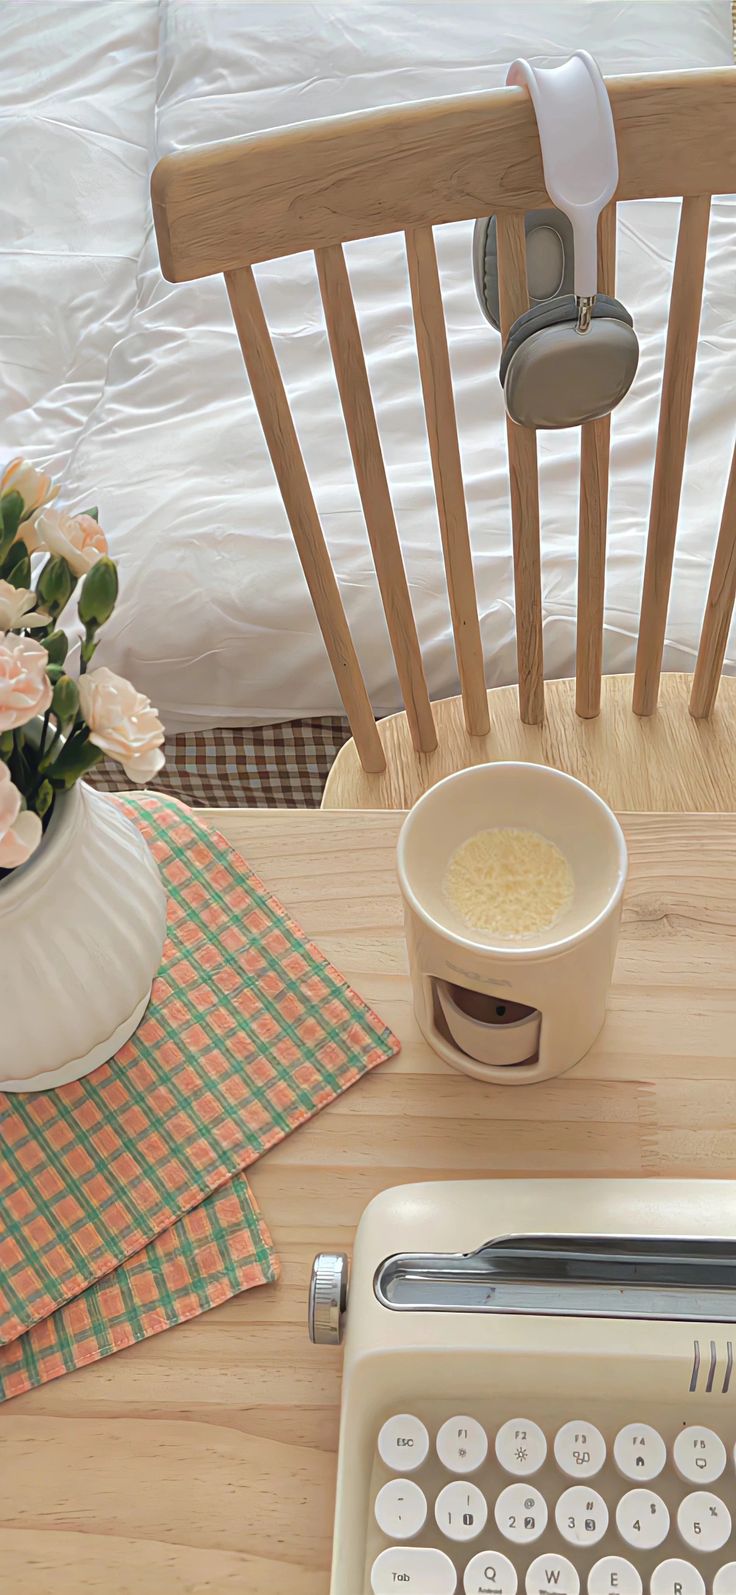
[506,51,618,300]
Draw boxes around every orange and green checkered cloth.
[0,794,400,1400]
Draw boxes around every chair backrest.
[152,67,736,776]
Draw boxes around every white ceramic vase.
[0,782,167,1092]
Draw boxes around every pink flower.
[0,632,53,731]
[35,506,108,577]
[0,582,51,631]
[0,762,42,869]
[1,457,58,519]
[78,666,165,784]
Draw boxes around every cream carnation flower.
[0,582,51,631]
[0,632,53,731]
[78,667,165,784]
[0,457,58,519]
[0,762,43,869]
[35,507,108,577]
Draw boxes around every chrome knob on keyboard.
[308,1252,349,1344]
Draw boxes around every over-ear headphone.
[473,51,639,430]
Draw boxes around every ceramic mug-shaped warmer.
[396,762,628,1085]
[0,782,167,1091]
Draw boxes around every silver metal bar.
[375,1232,736,1322]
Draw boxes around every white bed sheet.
[2,2,734,732]
[0,1,158,477]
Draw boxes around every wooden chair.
[152,67,736,812]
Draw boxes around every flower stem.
[37,707,51,762]
[37,725,63,774]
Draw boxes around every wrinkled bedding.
[1,2,734,733]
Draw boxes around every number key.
[555,1486,608,1547]
[435,1480,487,1543]
[616,1488,669,1550]
[494,1482,547,1545]
[677,1489,731,1553]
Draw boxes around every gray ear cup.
[503,302,639,429]
[474,209,639,428]
[473,208,575,331]
[499,293,633,383]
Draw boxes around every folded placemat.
[0,793,400,1355]
[0,1171,278,1401]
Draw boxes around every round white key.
[616,1488,670,1550]
[677,1489,732,1553]
[613,1423,667,1482]
[437,1414,488,1474]
[526,1553,579,1594]
[554,1420,606,1479]
[555,1486,608,1547]
[650,1560,705,1595]
[371,1545,457,1594]
[588,1557,643,1595]
[374,1478,427,1540]
[435,1480,487,1542]
[464,1550,518,1594]
[377,1413,429,1473]
[495,1418,547,1476]
[495,1482,548,1545]
[714,1565,736,1594]
[673,1424,727,1484]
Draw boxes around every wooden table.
[4,807,736,1595]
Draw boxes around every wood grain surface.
[152,69,736,279]
[323,672,736,811]
[224,266,385,775]
[576,203,617,721]
[633,195,711,716]
[4,806,736,1594]
[405,225,489,740]
[316,242,436,756]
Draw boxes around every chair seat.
[322,672,736,811]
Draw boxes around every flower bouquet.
[0,458,169,1089]
[0,458,165,873]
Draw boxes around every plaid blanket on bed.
[87,717,352,809]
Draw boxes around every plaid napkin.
[0,794,399,1398]
[0,1173,277,1400]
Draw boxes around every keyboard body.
[326,1179,736,1595]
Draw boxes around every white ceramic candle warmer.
[397,763,627,1085]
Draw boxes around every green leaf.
[50,738,104,789]
[0,492,22,561]
[0,490,22,539]
[42,629,69,665]
[4,543,31,589]
[35,780,54,818]
[81,505,99,522]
